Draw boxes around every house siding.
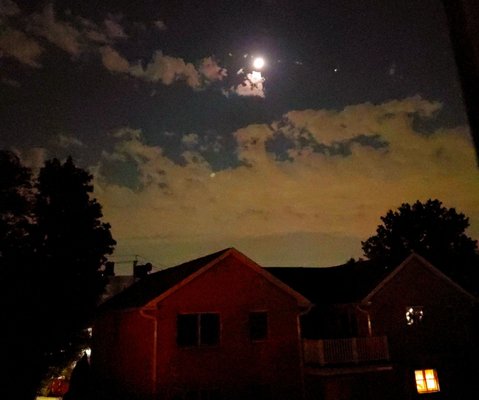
[92,310,155,396]
[92,252,306,400]
[297,255,479,400]
[366,257,479,399]
[154,255,304,399]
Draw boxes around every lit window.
[177,313,220,347]
[406,306,424,325]
[415,369,440,394]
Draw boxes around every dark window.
[177,313,220,347]
[177,314,198,346]
[250,312,268,340]
[201,313,220,345]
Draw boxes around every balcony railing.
[303,336,390,366]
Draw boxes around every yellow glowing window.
[415,369,440,394]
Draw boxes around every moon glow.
[253,57,265,69]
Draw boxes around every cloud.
[130,51,201,88]
[14,146,48,170]
[104,16,127,39]
[1,76,20,87]
[281,95,442,146]
[182,133,199,148]
[125,52,229,90]
[199,57,227,82]
[0,0,19,16]
[94,97,479,267]
[57,134,84,148]
[100,46,130,73]
[76,16,109,44]
[4,3,229,92]
[0,28,44,67]
[154,20,167,31]
[30,4,82,56]
[231,70,265,97]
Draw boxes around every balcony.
[303,336,390,366]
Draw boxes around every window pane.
[415,369,440,393]
[200,313,220,345]
[425,369,439,391]
[250,312,268,340]
[177,314,198,346]
[415,371,426,393]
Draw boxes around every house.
[91,248,311,400]
[268,253,479,400]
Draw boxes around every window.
[249,312,268,341]
[406,306,424,326]
[177,313,220,347]
[415,369,440,394]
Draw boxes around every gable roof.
[100,248,311,311]
[267,253,477,305]
[266,260,388,305]
[362,252,477,303]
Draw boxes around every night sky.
[1,0,478,272]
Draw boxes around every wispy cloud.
[29,3,83,56]
[0,2,112,66]
[0,28,43,67]
[0,0,19,16]
[100,45,130,73]
[94,97,479,266]
[230,70,265,97]
[199,57,227,82]
[154,20,167,31]
[57,134,85,148]
[104,15,127,39]
[130,50,201,88]
[0,2,233,95]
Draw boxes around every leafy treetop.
[362,199,479,291]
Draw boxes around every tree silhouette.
[362,199,479,291]
[1,151,38,400]
[0,150,33,264]
[1,154,116,399]
[34,157,116,346]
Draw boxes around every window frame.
[177,312,220,347]
[414,369,440,394]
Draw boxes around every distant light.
[36,396,62,400]
[253,57,265,70]
[84,347,92,357]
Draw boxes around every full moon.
[253,57,265,69]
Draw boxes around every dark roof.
[100,248,231,310]
[266,260,389,304]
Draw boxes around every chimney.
[134,262,152,279]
